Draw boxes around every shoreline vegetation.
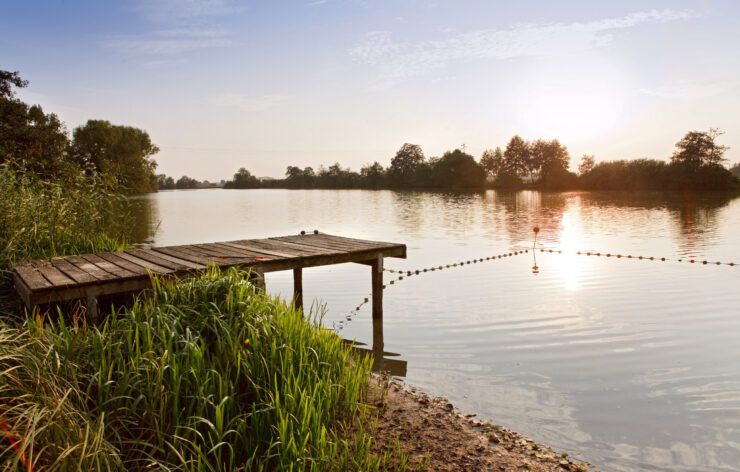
[0,70,595,470]
[203,132,740,194]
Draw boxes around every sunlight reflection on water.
[133,189,740,472]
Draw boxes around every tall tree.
[226,168,260,188]
[530,139,570,180]
[389,143,425,186]
[360,161,385,188]
[671,128,729,169]
[480,147,504,178]
[431,149,486,188]
[578,155,596,175]
[70,120,159,194]
[0,70,70,178]
[503,135,530,177]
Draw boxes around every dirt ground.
[368,376,596,472]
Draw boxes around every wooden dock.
[13,232,406,320]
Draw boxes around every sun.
[513,57,628,142]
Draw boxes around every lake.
[131,188,740,471]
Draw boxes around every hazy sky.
[3,0,739,180]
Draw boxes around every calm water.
[131,189,740,471]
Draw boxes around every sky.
[2,0,740,180]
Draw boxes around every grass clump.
[1,267,408,471]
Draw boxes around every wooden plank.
[12,272,32,309]
[154,246,227,267]
[82,254,139,279]
[302,234,388,250]
[306,234,379,252]
[316,233,399,248]
[246,239,330,256]
[67,257,118,281]
[96,252,152,276]
[270,236,355,253]
[215,241,298,259]
[268,237,347,255]
[29,277,152,307]
[127,248,196,271]
[190,244,266,261]
[115,251,175,275]
[32,260,78,288]
[51,259,98,285]
[14,261,53,291]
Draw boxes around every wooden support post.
[371,255,383,320]
[372,309,384,354]
[293,268,303,312]
[250,267,266,291]
[86,295,99,322]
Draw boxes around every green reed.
[1,268,410,471]
[0,167,130,281]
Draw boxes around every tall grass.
[0,166,132,316]
[1,268,408,471]
[0,166,131,282]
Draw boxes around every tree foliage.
[503,135,530,177]
[70,120,159,194]
[578,155,595,175]
[0,70,28,99]
[671,128,729,169]
[480,147,504,178]
[389,143,425,186]
[1,70,160,193]
[224,168,260,188]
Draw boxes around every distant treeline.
[1,70,159,194]
[157,174,224,190]
[220,130,739,192]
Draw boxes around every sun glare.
[555,207,586,291]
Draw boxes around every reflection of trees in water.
[126,196,159,246]
[578,191,738,255]
[487,190,571,246]
[390,190,485,240]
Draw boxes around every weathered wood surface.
[13,233,406,309]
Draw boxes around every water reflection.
[131,188,740,471]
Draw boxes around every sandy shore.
[368,375,597,471]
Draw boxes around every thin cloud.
[306,0,329,6]
[214,94,293,112]
[104,29,231,55]
[136,0,238,23]
[640,80,739,99]
[349,9,699,86]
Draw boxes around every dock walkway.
[13,232,406,318]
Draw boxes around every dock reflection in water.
[343,315,407,377]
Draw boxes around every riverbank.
[367,375,595,472]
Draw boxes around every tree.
[530,139,569,180]
[360,161,385,188]
[480,147,504,178]
[503,135,530,177]
[227,168,260,188]
[731,162,740,178]
[0,70,28,99]
[157,174,176,189]
[389,143,425,186]
[70,120,159,194]
[578,155,595,175]
[0,70,71,178]
[671,128,729,170]
[175,175,199,189]
[431,149,486,188]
